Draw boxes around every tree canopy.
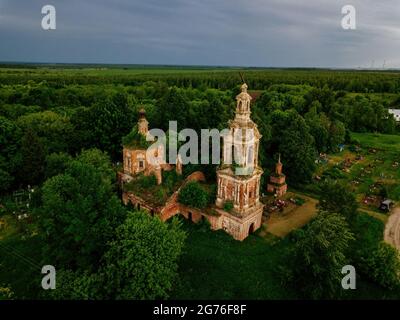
[282,212,355,299]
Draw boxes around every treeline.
[1,68,400,93]
[1,79,399,194]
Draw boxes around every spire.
[138,107,149,136]
[276,154,283,176]
[235,82,252,122]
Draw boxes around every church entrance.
[188,212,192,222]
[248,223,255,234]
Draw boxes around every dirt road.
[264,196,318,238]
[384,207,400,250]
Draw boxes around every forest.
[0,66,399,300]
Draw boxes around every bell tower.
[215,83,264,240]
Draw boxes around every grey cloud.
[0,0,399,67]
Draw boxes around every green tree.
[305,107,329,153]
[282,212,354,299]
[17,111,73,154]
[270,110,317,184]
[319,180,358,225]
[103,211,186,299]
[45,152,73,179]
[70,93,135,159]
[45,269,103,300]
[328,120,346,152]
[156,87,190,130]
[76,148,116,184]
[361,242,400,290]
[178,181,209,209]
[0,116,21,192]
[0,169,13,193]
[37,152,126,269]
[19,128,46,186]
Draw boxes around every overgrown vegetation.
[1,66,399,300]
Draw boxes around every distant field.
[1,65,400,92]
[352,132,400,152]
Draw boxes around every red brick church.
[119,82,287,241]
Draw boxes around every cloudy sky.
[0,0,399,68]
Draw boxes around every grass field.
[352,132,400,153]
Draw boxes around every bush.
[178,181,209,209]
[223,201,234,212]
[322,167,345,180]
[294,197,305,206]
[163,170,182,194]
[137,174,157,189]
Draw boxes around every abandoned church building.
[118,83,286,241]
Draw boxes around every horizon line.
[0,60,399,71]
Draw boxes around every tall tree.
[17,111,73,154]
[319,180,358,225]
[70,93,135,159]
[0,116,21,192]
[281,212,354,299]
[19,128,45,186]
[269,110,317,184]
[37,151,126,270]
[103,211,186,299]
[156,87,190,131]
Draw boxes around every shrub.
[137,174,157,189]
[178,181,209,209]
[163,170,182,194]
[223,201,234,212]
